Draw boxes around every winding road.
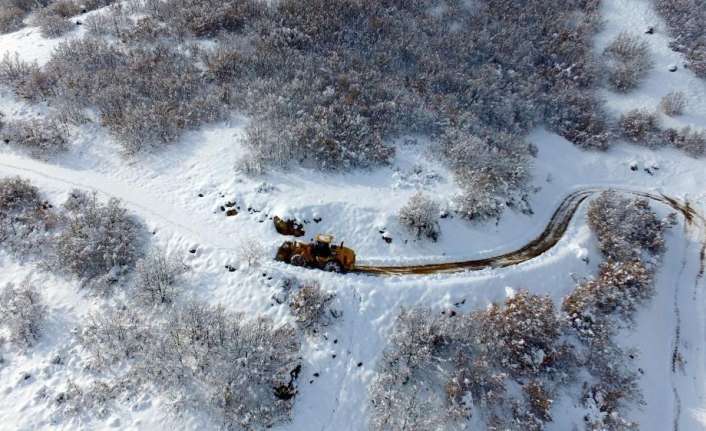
[355,188,705,275]
[0,156,703,277]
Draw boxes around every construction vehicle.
[275,234,356,273]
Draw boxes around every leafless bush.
[603,33,653,92]
[55,190,143,283]
[660,91,687,116]
[398,192,440,241]
[475,291,570,379]
[0,281,46,348]
[663,126,706,157]
[441,128,532,221]
[370,308,453,431]
[289,282,337,334]
[80,299,302,429]
[79,304,146,366]
[2,118,68,158]
[134,248,187,305]
[35,13,73,38]
[236,235,265,267]
[0,6,24,34]
[0,0,52,33]
[0,176,56,256]
[0,53,50,101]
[564,260,654,336]
[587,191,665,262]
[653,0,706,78]
[371,292,574,430]
[618,109,661,147]
[43,39,225,153]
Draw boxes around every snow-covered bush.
[398,192,440,241]
[603,33,653,92]
[0,281,46,348]
[0,0,51,33]
[80,299,302,429]
[236,235,265,267]
[43,39,225,153]
[369,308,453,431]
[653,0,706,78]
[79,304,146,366]
[441,128,532,221]
[134,248,187,305]
[0,6,24,34]
[663,126,706,157]
[659,91,687,116]
[618,109,661,147]
[0,176,56,256]
[564,260,654,334]
[2,118,68,158]
[371,292,574,430]
[55,190,143,283]
[587,191,665,262]
[289,282,337,334]
[34,13,73,38]
[474,291,570,379]
[0,53,50,101]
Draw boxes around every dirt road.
[355,188,704,276]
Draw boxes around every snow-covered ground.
[0,0,705,429]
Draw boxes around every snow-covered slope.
[0,0,705,430]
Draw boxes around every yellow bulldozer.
[275,234,356,273]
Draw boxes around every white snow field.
[0,0,705,430]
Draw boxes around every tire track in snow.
[0,158,241,252]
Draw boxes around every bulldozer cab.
[313,234,333,257]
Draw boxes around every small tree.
[0,281,47,348]
[134,248,187,305]
[398,192,441,241]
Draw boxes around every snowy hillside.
[0,0,705,430]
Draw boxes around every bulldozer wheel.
[323,261,343,273]
[290,254,306,267]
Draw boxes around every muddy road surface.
[354,188,704,276]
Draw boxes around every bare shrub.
[564,260,654,336]
[441,128,532,221]
[80,299,302,429]
[0,176,56,256]
[0,6,24,34]
[603,33,653,92]
[43,39,225,153]
[55,190,143,283]
[587,191,665,262]
[236,235,265,267]
[0,53,50,101]
[289,282,337,334]
[398,192,440,241]
[659,91,687,116]
[653,0,706,79]
[663,126,706,157]
[2,118,68,158]
[0,281,46,348]
[475,291,570,379]
[617,109,661,147]
[369,308,453,431]
[134,248,187,305]
[35,13,73,38]
[371,292,574,430]
[79,304,146,366]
